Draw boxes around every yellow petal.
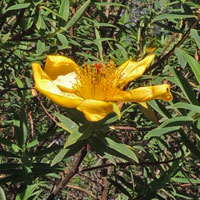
[116,54,155,83]
[77,99,114,121]
[110,84,173,102]
[138,102,148,109]
[32,62,83,108]
[44,55,79,80]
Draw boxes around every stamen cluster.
[74,61,123,100]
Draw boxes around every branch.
[145,13,200,73]
[36,95,57,124]
[46,146,87,200]
[80,156,183,173]
[66,184,97,199]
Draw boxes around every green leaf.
[171,177,200,184]
[170,102,200,113]
[15,77,24,88]
[51,149,68,166]
[94,135,139,163]
[35,14,42,30]
[51,140,87,166]
[108,178,132,198]
[40,6,68,23]
[176,48,200,85]
[0,187,6,200]
[15,184,38,200]
[190,29,200,48]
[65,0,91,30]
[152,13,195,23]
[155,22,183,33]
[59,0,69,26]
[89,137,126,162]
[14,111,28,148]
[36,40,46,54]
[179,128,200,159]
[95,28,103,60]
[6,3,31,12]
[57,33,69,46]
[170,67,198,105]
[106,137,138,162]
[1,32,11,44]
[175,48,187,68]
[76,52,100,61]
[56,113,92,148]
[142,161,179,199]
[112,102,121,120]
[160,116,193,127]
[95,2,127,7]
[63,129,83,148]
[55,113,78,134]
[148,100,172,119]
[145,126,180,138]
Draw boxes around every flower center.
[74,61,123,100]
[55,61,124,100]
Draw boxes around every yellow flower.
[32,55,173,122]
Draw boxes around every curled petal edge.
[116,54,155,84]
[32,62,83,108]
[44,55,79,80]
[110,84,173,102]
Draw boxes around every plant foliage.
[1,0,200,199]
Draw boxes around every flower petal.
[110,84,173,102]
[44,55,79,80]
[116,54,155,83]
[54,72,78,93]
[77,99,114,121]
[32,62,83,108]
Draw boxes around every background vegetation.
[1,0,200,199]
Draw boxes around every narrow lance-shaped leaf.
[142,160,179,199]
[152,13,195,23]
[176,48,200,85]
[15,184,38,200]
[179,128,200,159]
[170,102,200,113]
[96,135,139,163]
[95,27,103,60]
[190,29,200,48]
[59,0,69,26]
[6,3,31,12]
[170,67,198,105]
[65,0,91,30]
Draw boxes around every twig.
[110,125,153,131]
[66,184,98,199]
[80,156,183,173]
[145,13,200,73]
[159,21,185,58]
[28,111,34,138]
[103,0,126,54]
[159,33,178,58]
[105,0,112,18]
[70,6,77,62]
[36,95,57,124]
[46,146,87,200]
[101,159,108,200]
